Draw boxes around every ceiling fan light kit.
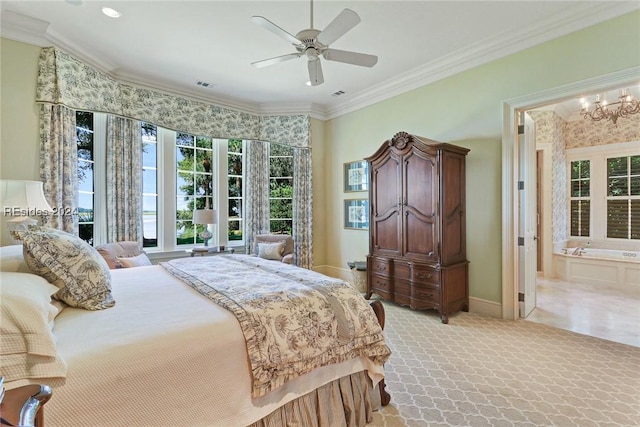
[251,0,377,86]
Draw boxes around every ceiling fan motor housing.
[295,29,326,55]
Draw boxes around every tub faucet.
[572,247,584,256]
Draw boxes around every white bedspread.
[47,265,382,427]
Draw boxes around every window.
[569,160,590,237]
[269,143,293,234]
[607,155,640,239]
[228,139,244,242]
[566,144,639,242]
[142,123,158,247]
[176,133,214,245]
[75,113,248,250]
[76,111,95,245]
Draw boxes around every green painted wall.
[319,10,640,304]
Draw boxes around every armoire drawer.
[370,257,392,277]
[410,264,440,286]
[369,274,393,299]
[411,283,440,303]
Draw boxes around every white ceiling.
[1,1,638,119]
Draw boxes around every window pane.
[196,136,212,149]
[270,143,292,157]
[631,176,640,196]
[631,155,640,175]
[228,153,242,175]
[142,142,157,168]
[608,156,628,177]
[632,200,640,240]
[270,219,292,235]
[143,195,157,248]
[78,223,93,246]
[228,139,243,154]
[608,177,628,197]
[228,220,242,241]
[229,176,242,197]
[270,198,292,219]
[270,178,293,197]
[607,200,628,239]
[176,133,194,147]
[229,199,242,218]
[570,200,589,237]
[78,162,93,192]
[142,168,156,194]
[176,174,193,196]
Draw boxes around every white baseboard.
[315,264,503,318]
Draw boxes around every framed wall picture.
[344,199,369,230]
[343,161,369,192]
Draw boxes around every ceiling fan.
[250,0,378,86]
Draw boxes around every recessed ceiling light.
[101,7,121,18]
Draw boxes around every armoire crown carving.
[365,131,469,324]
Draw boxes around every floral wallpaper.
[531,109,639,246]
[36,47,310,148]
[565,113,640,148]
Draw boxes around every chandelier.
[580,89,639,125]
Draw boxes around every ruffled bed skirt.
[248,371,380,427]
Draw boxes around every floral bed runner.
[161,255,391,397]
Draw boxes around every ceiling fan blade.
[323,48,378,67]
[316,9,360,46]
[308,58,324,86]
[250,16,301,46]
[251,53,302,68]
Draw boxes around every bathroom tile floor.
[525,274,640,348]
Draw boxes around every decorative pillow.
[21,229,115,310]
[257,241,286,261]
[117,252,152,268]
[0,272,67,385]
[96,241,143,269]
[0,244,30,272]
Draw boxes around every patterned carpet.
[369,300,640,427]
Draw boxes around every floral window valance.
[36,47,310,148]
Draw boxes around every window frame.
[566,141,640,242]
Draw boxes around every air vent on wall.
[196,81,214,88]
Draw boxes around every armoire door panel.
[373,214,401,254]
[403,213,436,259]
[371,155,401,216]
[403,151,436,218]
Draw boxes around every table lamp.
[193,209,216,249]
[1,180,53,240]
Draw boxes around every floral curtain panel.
[293,148,313,269]
[106,116,143,243]
[39,104,78,234]
[244,141,271,255]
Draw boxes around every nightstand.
[185,247,236,257]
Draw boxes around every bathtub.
[554,248,640,286]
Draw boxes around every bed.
[0,237,391,427]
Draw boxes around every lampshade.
[0,180,53,216]
[193,209,216,225]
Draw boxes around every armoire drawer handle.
[417,273,432,279]
[377,264,387,271]
[418,292,433,298]
[376,280,387,287]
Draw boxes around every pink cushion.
[95,241,143,269]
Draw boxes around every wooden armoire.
[365,132,469,323]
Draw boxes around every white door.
[520,113,537,317]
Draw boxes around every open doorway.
[522,95,640,347]
[501,67,640,346]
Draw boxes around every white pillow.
[257,241,285,261]
[0,244,30,273]
[0,272,67,385]
[117,252,152,268]
[21,228,115,310]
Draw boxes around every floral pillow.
[117,253,152,268]
[257,241,286,261]
[21,228,115,310]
